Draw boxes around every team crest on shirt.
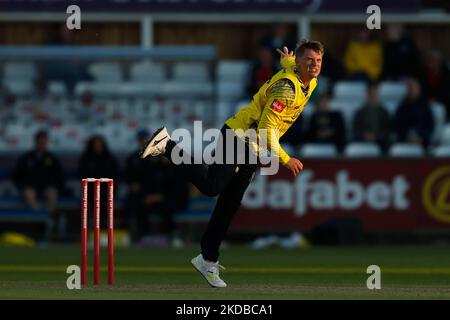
[271,99,286,113]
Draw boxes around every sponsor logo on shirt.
[271,99,286,113]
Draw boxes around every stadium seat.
[164,81,213,97]
[129,98,160,120]
[75,82,123,97]
[49,124,87,152]
[3,62,37,82]
[378,81,407,105]
[217,60,251,83]
[51,134,83,152]
[88,62,124,83]
[328,98,361,114]
[162,100,189,121]
[216,101,234,124]
[5,123,29,138]
[431,145,450,157]
[383,100,400,116]
[431,102,447,144]
[93,123,136,153]
[3,123,37,151]
[378,81,408,115]
[191,100,212,121]
[218,82,246,102]
[333,81,367,103]
[328,99,361,139]
[299,143,338,158]
[2,80,34,96]
[48,81,68,96]
[173,63,210,82]
[344,142,382,158]
[119,82,165,97]
[388,143,425,158]
[130,61,167,82]
[440,124,450,146]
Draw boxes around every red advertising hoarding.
[232,159,450,232]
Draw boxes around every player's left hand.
[284,157,304,177]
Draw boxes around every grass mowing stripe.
[1,266,450,274]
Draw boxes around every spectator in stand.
[353,82,392,152]
[247,46,279,97]
[382,24,421,80]
[260,23,296,66]
[79,135,119,228]
[307,94,346,152]
[280,116,308,147]
[79,135,118,180]
[394,78,435,148]
[125,129,189,246]
[420,49,450,120]
[344,30,383,82]
[13,130,64,220]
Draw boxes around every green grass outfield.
[0,244,449,300]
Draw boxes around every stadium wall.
[2,20,450,60]
[233,159,450,233]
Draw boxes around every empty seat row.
[216,60,251,82]
[2,80,68,96]
[1,60,252,83]
[3,62,414,113]
[1,61,213,83]
[75,81,214,97]
[1,62,38,82]
[333,80,408,105]
[88,61,212,83]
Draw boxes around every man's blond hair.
[295,39,324,57]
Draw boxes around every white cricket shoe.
[191,254,227,288]
[140,127,170,158]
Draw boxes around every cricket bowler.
[140,39,323,287]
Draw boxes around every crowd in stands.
[1,22,450,243]
[11,129,190,245]
[124,129,189,244]
[13,130,64,218]
[248,23,450,155]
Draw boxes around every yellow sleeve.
[256,79,294,165]
[280,56,296,69]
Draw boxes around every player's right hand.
[276,46,294,60]
[284,157,304,176]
